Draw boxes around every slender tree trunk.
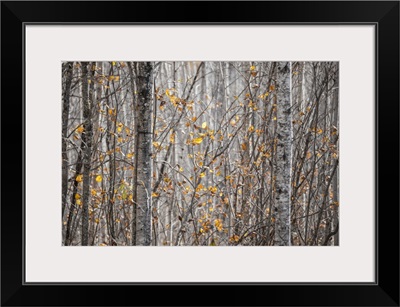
[135,62,154,246]
[62,62,73,218]
[81,62,92,246]
[127,62,138,245]
[274,62,292,246]
[331,72,339,246]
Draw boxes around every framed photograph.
[1,1,399,306]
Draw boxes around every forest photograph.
[62,61,339,246]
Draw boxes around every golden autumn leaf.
[250,65,256,71]
[151,192,159,198]
[75,193,81,200]
[76,125,84,133]
[269,85,275,91]
[76,199,82,206]
[126,153,134,159]
[111,61,116,66]
[192,137,203,145]
[153,141,161,148]
[91,189,97,196]
[241,143,247,151]
[95,175,102,182]
[95,218,100,224]
[201,122,207,129]
[76,174,83,182]
[169,132,175,144]
[199,172,206,178]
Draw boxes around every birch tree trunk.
[274,62,292,246]
[135,62,154,246]
[81,62,92,246]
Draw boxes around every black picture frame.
[1,1,399,306]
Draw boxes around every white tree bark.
[274,62,292,246]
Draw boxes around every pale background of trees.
[62,61,339,246]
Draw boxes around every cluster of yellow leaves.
[117,122,124,133]
[208,186,218,195]
[108,75,120,82]
[214,219,223,232]
[249,65,258,77]
[153,141,161,149]
[229,235,240,243]
[95,175,102,182]
[169,132,175,144]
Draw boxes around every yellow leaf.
[76,199,82,206]
[191,116,197,122]
[241,143,247,151]
[76,125,84,133]
[114,76,120,81]
[269,85,275,91]
[273,117,277,121]
[179,166,184,172]
[153,141,161,148]
[199,172,206,178]
[75,193,81,200]
[76,174,83,182]
[126,153,133,159]
[95,218,100,224]
[108,75,115,81]
[250,65,256,71]
[209,186,218,194]
[151,192,159,198]
[192,137,203,145]
[111,61,116,66]
[248,125,255,133]
[95,175,102,182]
[169,132,175,144]
[202,122,207,129]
